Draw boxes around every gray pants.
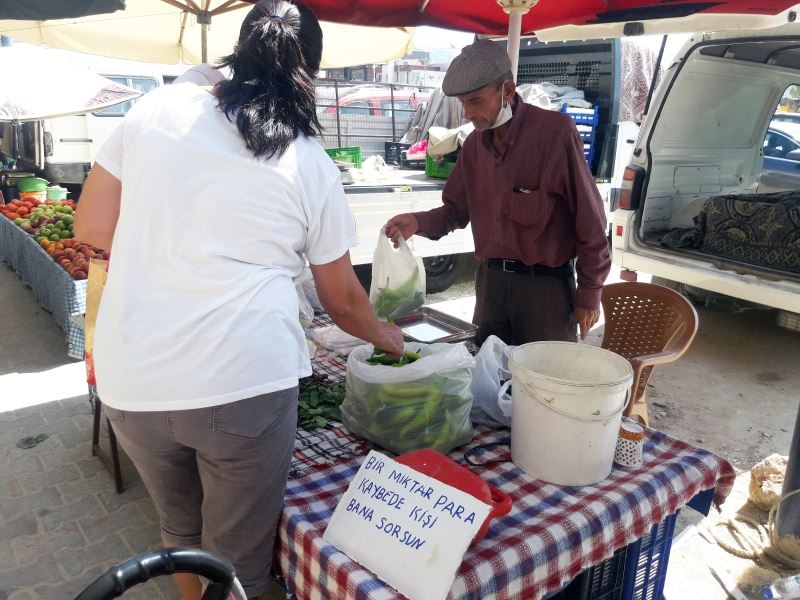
[105,388,298,598]
[474,261,578,346]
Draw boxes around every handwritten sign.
[323,450,491,600]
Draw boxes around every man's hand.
[384,213,419,247]
[574,307,601,340]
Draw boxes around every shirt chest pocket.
[508,188,556,240]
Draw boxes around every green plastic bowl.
[46,186,69,200]
[17,177,49,193]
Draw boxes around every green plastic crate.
[425,153,458,179]
[325,146,362,168]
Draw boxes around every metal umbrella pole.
[776,400,800,539]
[498,0,539,80]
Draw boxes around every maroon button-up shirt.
[413,97,611,309]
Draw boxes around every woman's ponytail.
[215,0,323,160]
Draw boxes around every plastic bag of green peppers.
[342,342,475,454]
[368,232,425,320]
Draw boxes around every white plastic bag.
[470,335,514,428]
[342,342,475,454]
[369,232,426,319]
[308,325,364,356]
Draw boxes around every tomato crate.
[325,146,362,168]
[424,152,458,179]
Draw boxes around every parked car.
[759,122,800,192]
[771,110,800,125]
[319,86,429,116]
[316,84,431,157]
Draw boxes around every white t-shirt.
[93,83,357,411]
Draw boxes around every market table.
[282,328,736,600]
[0,215,86,358]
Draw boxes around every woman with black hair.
[75,2,404,598]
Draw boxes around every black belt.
[487,258,573,278]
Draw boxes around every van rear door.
[612,23,800,313]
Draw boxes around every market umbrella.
[0,0,125,20]
[0,0,413,68]
[0,45,140,159]
[299,0,797,75]
[0,45,141,121]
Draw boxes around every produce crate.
[620,510,678,600]
[424,152,459,179]
[553,545,627,600]
[552,511,679,600]
[384,142,426,169]
[384,141,409,165]
[325,146,362,168]
[561,105,600,167]
[586,546,628,600]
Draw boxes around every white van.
[0,51,173,193]
[611,23,800,324]
[39,73,162,187]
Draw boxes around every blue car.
[759,122,800,193]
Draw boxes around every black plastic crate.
[384,141,409,165]
[384,141,426,169]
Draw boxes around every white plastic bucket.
[509,342,633,486]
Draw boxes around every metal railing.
[314,79,435,159]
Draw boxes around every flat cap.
[442,39,513,97]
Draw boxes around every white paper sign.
[323,450,492,600]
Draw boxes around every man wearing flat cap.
[386,39,610,345]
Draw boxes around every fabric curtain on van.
[662,191,800,274]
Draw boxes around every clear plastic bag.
[295,267,323,312]
[369,232,426,320]
[342,342,475,454]
[295,278,315,330]
[470,335,514,428]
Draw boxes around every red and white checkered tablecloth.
[278,423,735,600]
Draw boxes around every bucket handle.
[515,375,631,423]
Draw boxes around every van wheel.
[651,277,711,304]
[423,254,468,294]
[651,277,681,290]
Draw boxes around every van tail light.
[617,165,646,210]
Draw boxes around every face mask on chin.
[490,83,512,129]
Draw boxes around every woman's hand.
[310,252,405,354]
[376,321,405,358]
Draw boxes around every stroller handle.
[74,547,236,600]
